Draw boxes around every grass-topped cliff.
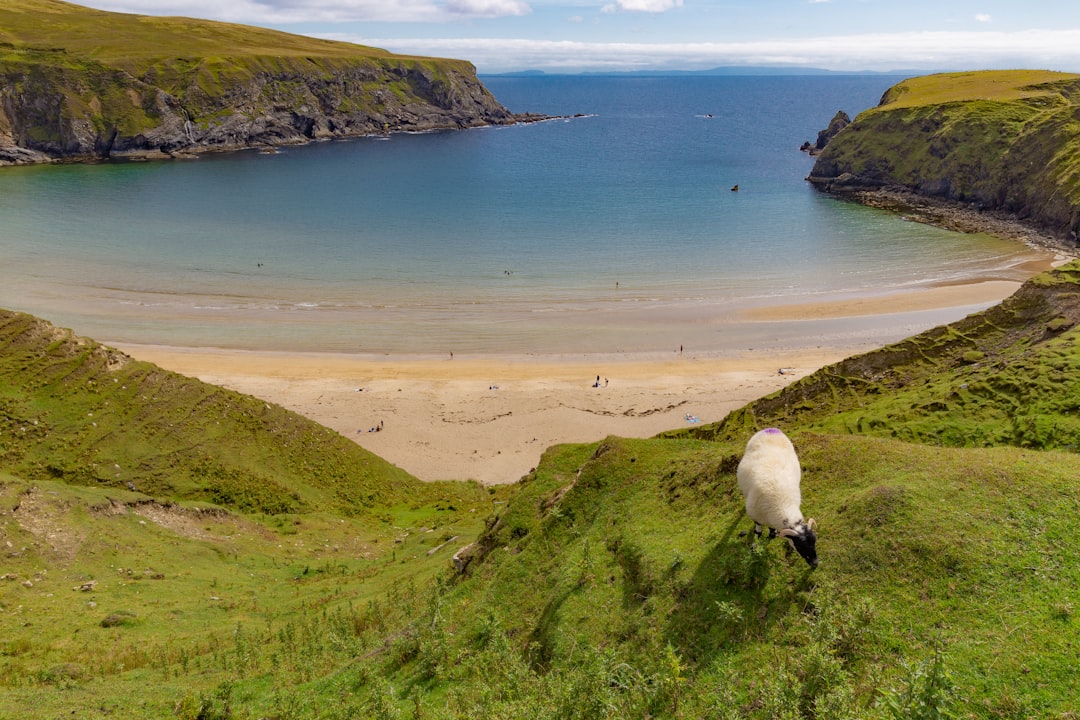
[808,69,1080,244]
[671,261,1080,450]
[3,263,1080,717]
[0,0,517,164]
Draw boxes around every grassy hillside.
[808,70,1080,242]
[4,264,1080,716]
[0,471,498,717]
[0,308,427,514]
[674,260,1080,450]
[0,0,400,62]
[0,307,499,716]
[387,434,1078,718]
[6,435,1077,717]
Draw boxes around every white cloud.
[346,29,1080,73]
[975,13,992,22]
[601,0,682,13]
[445,0,530,17]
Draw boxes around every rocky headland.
[806,70,1080,253]
[0,0,537,165]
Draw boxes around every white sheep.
[736,427,818,567]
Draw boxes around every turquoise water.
[0,76,1047,354]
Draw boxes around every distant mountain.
[482,66,924,78]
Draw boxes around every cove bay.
[0,75,1050,355]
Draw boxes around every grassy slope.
[0,0,481,97]
[3,260,1078,716]
[0,472,498,717]
[0,308,427,514]
[397,435,1078,718]
[810,69,1080,238]
[675,260,1080,450]
[352,265,1080,719]
[0,0,399,62]
[0,307,501,716]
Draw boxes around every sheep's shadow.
[664,513,816,664]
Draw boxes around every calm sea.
[0,75,1048,355]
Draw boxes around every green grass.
[109,431,1070,719]
[875,70,1080,109]
[5,428,1076,717]
[0,0,396,62]
[674,260,1080,452]
[403,433,1080,718]
[4,266,1080,716]
[0,309,428,514]
[0,0,481,90]
[0,473,497,717]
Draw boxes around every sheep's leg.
[739,522,764,539]
[767,528,777,540]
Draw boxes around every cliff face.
[0,1,517,165]
[807,70,1080,243]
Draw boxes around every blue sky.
[78,0,1080,74]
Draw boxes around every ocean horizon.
[0,75,1051,356]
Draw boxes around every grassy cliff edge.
[0,0,519,164]
[808,70,1080,245]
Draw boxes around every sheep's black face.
[787,524,818,568]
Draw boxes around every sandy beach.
[112,277,1045,485]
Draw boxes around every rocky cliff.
[807,70,1080,244]
[0,0,521,165]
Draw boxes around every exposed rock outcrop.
[800,110,849,155]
